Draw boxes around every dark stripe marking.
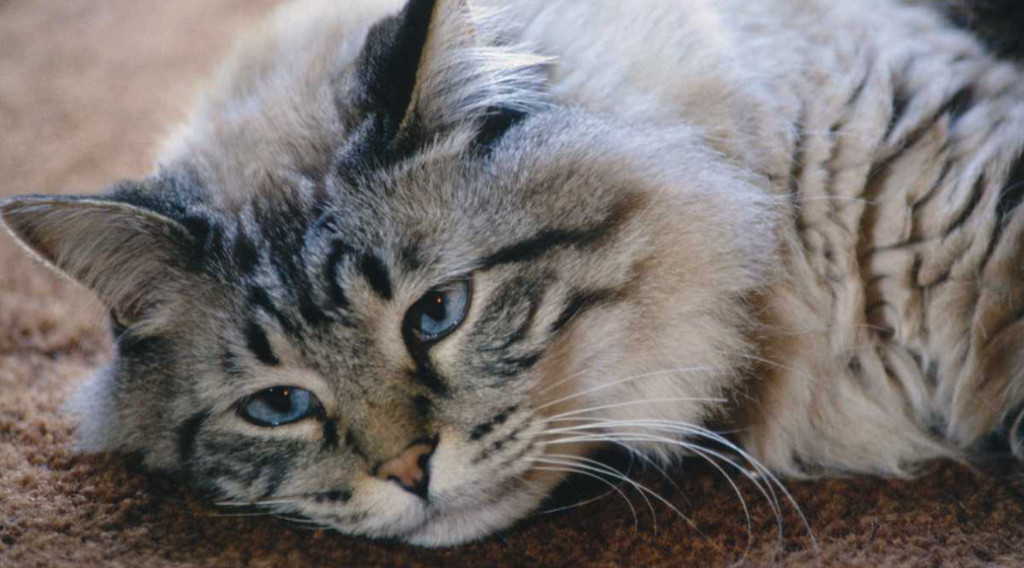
[944,174,987,237]
[470,405,519,441]
[249,287,294,334]
[298,288,332,327]
[232,231,260,275]
[412,395,432,421]
[359,253,393,300]
[245,321,280,366]
[550,288,621,334]
[222,347,243,376]
[979,151,1024,274]
[410,365,450,397]
[481,197,639,270]
[475,276,548,352]
[324,239,354,309]
[322,418,340,452]
[946,85,976,125]
[884,77,911,142]
[316,489,353,504]
[994,151,1024,228]
[260,461,289,499]
[176,410,209,467]
[117,333,165,360]
[481,228,601,269]
[399,244,424,271]
[491,353,542,377]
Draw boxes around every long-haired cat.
[3,0,1024,546]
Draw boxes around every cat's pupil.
[422,293,447,323]
[265,387,294,413]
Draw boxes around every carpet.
[1,2,1023,567]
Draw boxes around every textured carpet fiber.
[2,2,1024,567]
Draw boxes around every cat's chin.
[399,469,560,547]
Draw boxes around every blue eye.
[405,279,471,342]
[239,386,319,427]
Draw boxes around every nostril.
[374,441,436,498]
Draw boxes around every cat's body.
[3,0,1024,547]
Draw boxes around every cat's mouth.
[373,428,581,545]
[395,470,558,546]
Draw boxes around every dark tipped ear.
[1,193,195,325]
[356,0,549,150]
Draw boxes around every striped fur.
[2,0,1024,547]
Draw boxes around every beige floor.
[1,2,1023,567]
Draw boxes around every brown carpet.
[1,2,1023,567]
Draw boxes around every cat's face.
[1,0,776,546]
[92,114,653,545]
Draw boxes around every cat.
[3,0,1024,547]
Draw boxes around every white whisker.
[533,454,660,529]
[538,422,817,556]
[532,452,701,534]
[544,396,728,421]
[533,367,719,413]
[530,465,641,530]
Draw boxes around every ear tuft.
[1,194,194,325]
[358,0,552,147]
[406,0,552,131]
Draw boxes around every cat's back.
[163,0,989,201]
[497,0,1007,176]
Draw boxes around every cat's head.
[0,0,776,545]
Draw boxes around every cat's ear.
[357,0,549,148]
[0,193,195,326]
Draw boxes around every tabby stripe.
[399,243,423,271]
[411,365,450,396]
[504,290,543,348]
[359,252,393,300]
[298,288,332,327]
[482,228,599,269]
[943,174,987,236]
[470,404,519,441]
[995,151,1024,223]
[176,410,210,468]
[322,418,340,452]
[979,150,1024,274]
[476,277,548,352]
[481,198,638,270]
[876,80,977,179]
[222,347,243,376]
[249,287,295,334]
[315,489,353,504]
[910,159,953,214]
[788,105,812,251]
[486,352,542,378]
[117,332,165,359]
[550,288,622,334]
[324,239,354,309]
[260,461,289,499]
[232,230,260,275]
[843,60,873,109]
[884,68,912,142]
[945,85,976,125]
[245,321,280,366]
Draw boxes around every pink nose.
[374,442,435,497]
